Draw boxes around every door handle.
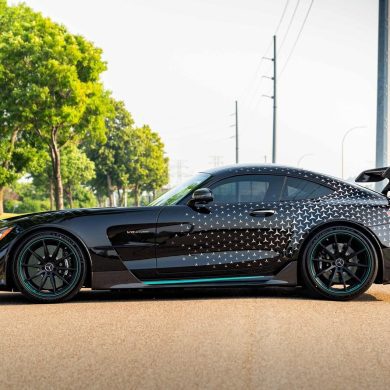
[249,209,275,217]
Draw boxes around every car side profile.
[0,164,390,303]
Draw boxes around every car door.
[155,174,292,278]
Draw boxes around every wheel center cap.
[44,262,54,272]
[335,258,344,267]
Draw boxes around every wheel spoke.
[42,240,50,258]
[52,241,61,260]
[53,271,70,285]
[28,249,44,263]
[22,264,41,269]
[339,270,347,290]
[319,244,336,259]
[343,267,362,283]
[56,267,76,271]
[38,273,48,291]
[54,255,71,264]
[26,272,43,282]
[341,236,354,255]
[316,265,335,277]
[346,262,368,268]
[50,274,57,293]
[328,268,337,287]
[312,259,331,263]
[333,234,339,254]
[346,249,366,261]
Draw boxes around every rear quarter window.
[282,177,334,201]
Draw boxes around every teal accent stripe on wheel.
[143,275,268,285]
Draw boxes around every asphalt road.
[0,285,390,390]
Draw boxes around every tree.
[85,99,134,206]
[86,100,168,207]
[0,1,39,213]
[127,126,169,205]
[0,2,110,210]
[61,144,95,208]
[30,143,96,209]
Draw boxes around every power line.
[274,0,292,36]
[277,0,301,53]
[252,0,312,111]
[240,0,290,106]
[279,0,314,76]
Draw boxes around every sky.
[9,0,380,186]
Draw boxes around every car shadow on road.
[0,286,384,305]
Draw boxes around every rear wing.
[355,167,390,194]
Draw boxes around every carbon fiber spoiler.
[355,167,390,183]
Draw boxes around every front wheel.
[13,231,87,303]
[301,226,378,301]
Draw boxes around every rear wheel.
[13,231,87,303]
[301,226,378,301]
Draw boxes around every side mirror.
[188,188,214,206]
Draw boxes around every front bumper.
[0,243,11,290]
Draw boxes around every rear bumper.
[381,247,390,284]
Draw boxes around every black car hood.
[0,207,159,227]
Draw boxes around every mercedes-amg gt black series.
[1,164,390,303]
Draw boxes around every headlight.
[0,227,14,241]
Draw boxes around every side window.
[211,175,284,203]
[282,177,333,201]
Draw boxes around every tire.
[301,226,378,301]
[13,231,87,303]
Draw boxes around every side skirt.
[92,261,298,290]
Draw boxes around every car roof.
[201,164,328,179]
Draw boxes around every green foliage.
[131,125,169,194]
[0,2,169,211]
[0,2,111,209]
[86,99,133,203]
[85,100,169,206]
[4,181,50,214]
[61,143,96,208]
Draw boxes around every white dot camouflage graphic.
[158,165,390,274]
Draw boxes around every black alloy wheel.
[301,226,378,301]
[13,231,87,303]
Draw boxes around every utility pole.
[272,35,277,164]
[262,35,277,163]
[235,100,239,163]
[376,0,389,191]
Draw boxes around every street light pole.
[341,126,366,179]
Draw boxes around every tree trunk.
[68,190,73,209]
[0,129,19,214]
[49,179,54,210]
[107,175,114,207]
[116,187,123,207]
[49,128,64,210]
[0,187,4,215]
[134,184,140,206]
[65,185,73,209]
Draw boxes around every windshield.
[149,173,211,206]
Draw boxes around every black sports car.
[1,164,390,303]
